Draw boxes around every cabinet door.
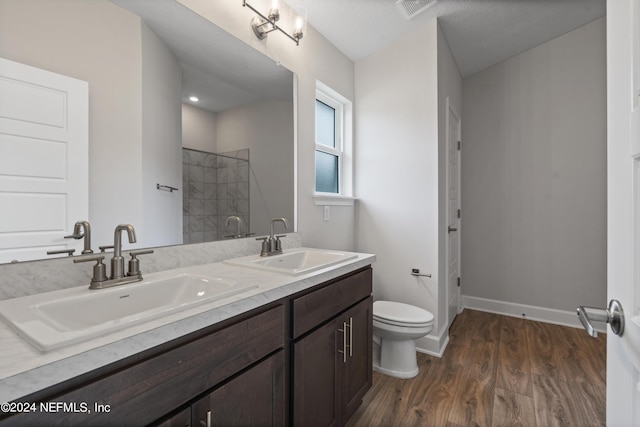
[293,318,341,427]
[341,297,373,422]
[153,407,191,427]
[192,351,285,427]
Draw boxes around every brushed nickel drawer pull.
[348,317,353,357]
[338,322,347,363]
[200,410,212,427]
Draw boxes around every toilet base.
[372,337,419,379]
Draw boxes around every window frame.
[314,91,344,195]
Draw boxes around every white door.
[599,1,640,425]
[446,98,461,328]
[0,58,88,263]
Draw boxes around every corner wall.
[355,20,444,353]
[461,18,607,324]
[437,23,463,335]
[141,22,183,248]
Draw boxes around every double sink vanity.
[0,244,375,426]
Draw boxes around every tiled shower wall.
[182,148,250,243]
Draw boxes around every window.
[314,81,354,205]
[315,94,342,193]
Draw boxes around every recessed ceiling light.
[189,96,199,102]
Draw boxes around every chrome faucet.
[65,221,93,254]
[74,223,153,289]
[225,216,243,238]
[257,217,289,256]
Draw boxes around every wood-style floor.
[346,309,606,427]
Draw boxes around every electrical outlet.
[323,206,330,221]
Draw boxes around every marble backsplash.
[0,233,301,301]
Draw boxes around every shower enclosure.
[182,148,250,243]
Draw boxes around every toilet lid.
[373,301,434,325]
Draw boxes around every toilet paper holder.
[411,268,431,278]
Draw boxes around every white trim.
[444,97,462,329]
[315,80,353,197]
[315,88,343,195]
[462,295,607,333]
[312,195,356,206]
[415,330,449,357]
[293,73,299,232]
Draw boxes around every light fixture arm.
[242,0,302,45]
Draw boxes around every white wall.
[141,23,183,247]
[354,20,444,354]
[461,18,607,319]
[182,103,217,153]
[0,0,183,251]
[177,0,356,251]
[216,101,294,235]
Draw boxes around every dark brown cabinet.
[192,351,285,427]
[0,266,372,427]
[154,407,191,427]
[292,269,372,427]
[1,304,285,427]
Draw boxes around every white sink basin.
[224,248,358,276]
[0,273,257,352]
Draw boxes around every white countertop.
[0,249,375,403]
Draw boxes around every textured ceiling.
[283,0,606,77]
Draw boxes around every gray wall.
[461,18,607,315]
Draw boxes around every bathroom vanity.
[0,250,374,427]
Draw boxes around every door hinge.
[457,277,461,287]
[457,209,461,219]
[457,140,461,151]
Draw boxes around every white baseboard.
[415,330,449,357]
[462,295,606,333]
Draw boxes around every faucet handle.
[47,249,75,257]
[99,245,114,253]
[64,233,83,240]
[74,255,107,286]
[127,249,154,277]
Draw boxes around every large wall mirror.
[0,0,296,264]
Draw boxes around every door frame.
[606,0,640,424]
[445,97,462,328]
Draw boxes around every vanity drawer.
[2,304,285,427]
[292,267,372,339]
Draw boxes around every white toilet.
[372,300,434,379]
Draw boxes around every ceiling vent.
[396,0,438,20]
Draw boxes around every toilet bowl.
[373,300,434,379]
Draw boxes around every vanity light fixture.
[242,0,306,45]
[188,96,199,102]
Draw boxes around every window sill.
[313,194,356,206]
